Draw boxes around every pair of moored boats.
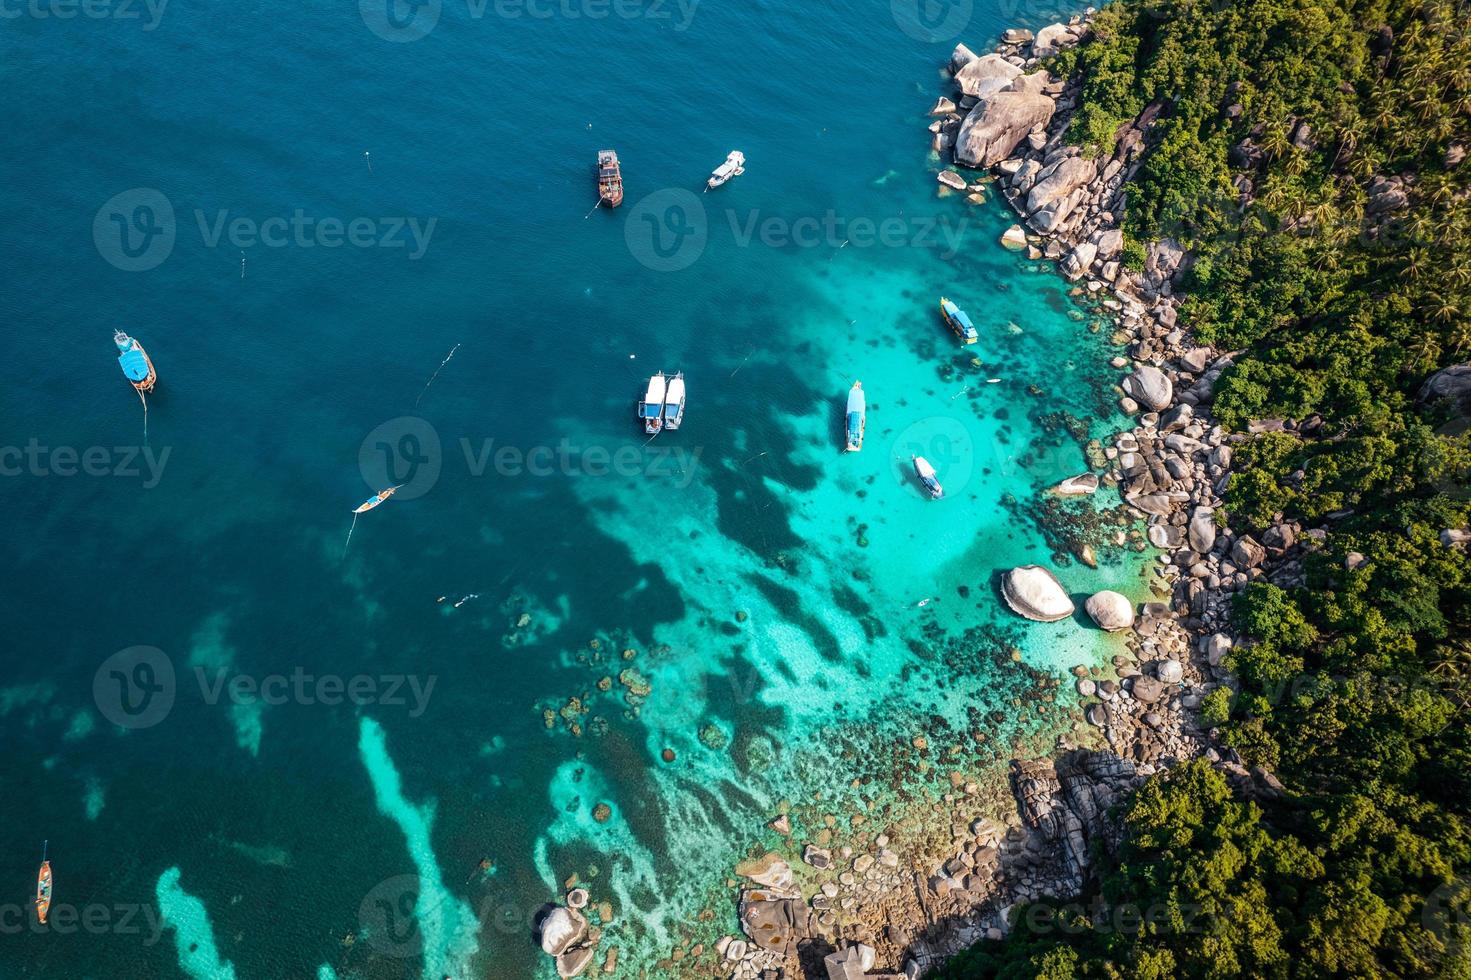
[638,372,686,435]
[841,380,942,499]
[594,149,746,208]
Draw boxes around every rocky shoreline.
[631,14,1321,980]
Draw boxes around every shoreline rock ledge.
[1001,565,1075,621]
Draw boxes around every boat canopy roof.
[644,374,667,401]
[847,386,866,413]
[712,152,745,176]
[118,346,150,381]
[664,376,685,403]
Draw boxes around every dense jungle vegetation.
[939,0,1471,975]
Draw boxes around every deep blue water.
[0,1,1121,977]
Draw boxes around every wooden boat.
[707,151,746,190]
[938,297,979,345]
[354,486,401,514]
[845,382,866,452]
[114,330,157,392]
[639,373,667,435]
[597,150,624,208]
[663,372,686,431]
[36,842,51,926]
[912,455,944,499]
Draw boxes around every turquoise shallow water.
[0,1,1139,977]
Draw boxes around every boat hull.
[36,861,51,925]
[844,383,865,451]
[115,332,157,392]
[912,456,944,499]
[938,297,978,345]
[597,150,624,208]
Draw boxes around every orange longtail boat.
[36,841,52,925]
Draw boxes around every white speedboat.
[707,151,746,190]
[640,373,667,435]
[663,372,686,430]
[844,382,865,452]
[912,455,944,499]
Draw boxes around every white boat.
[663,372,686,430]
[844,382,865,452]
[707,151,746,190]
[912,455,944,499]
[640,373,667,435]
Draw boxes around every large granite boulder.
[1232,535,1267,568]
[556,945,596,978]
[1002,565,1075,622]
[1124,365,1173,411]
[1188,506,1217,553]
[539,907,587,957]
[1032,22,1082,58]
[1085,591,1135,631]
[1422,363,1471,417]
[1053,473,1100,495]
[739,892,809,953]
[1025,157,1098,232]
[955,92,1056,168]
[1145,238,1189,286]
[734,852,793,890]
[949,43,979,74]
[954,53,1023,99]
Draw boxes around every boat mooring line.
[415,343,461,408]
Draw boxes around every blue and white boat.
[912,455,944,499]
[639,373,667,435]
[114,330,156,392]
[663,372,686,430]
[939,297,979,345]
[844,382,865,452]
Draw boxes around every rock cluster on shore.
[703,13,1331,979]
